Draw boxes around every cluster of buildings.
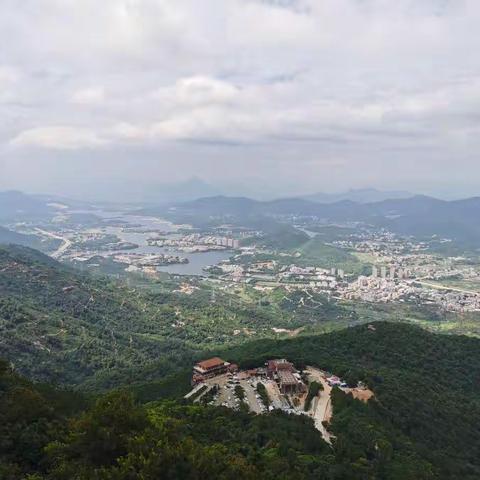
[114,252,188,267]
[148,234,239,252]
[344,276,417,303]
[187,357,372,444]
[192,357,305,394]
[371,265,410,280]
[342,269,480,312]
[420,289,480,312]
[208,231,480,312]
[325,232,480,312]
[280,266,344,283]
[333,233,427,257]
[213,261,346,290]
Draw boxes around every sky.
[1,0,480,200]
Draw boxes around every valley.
[2,192,480,479]
[3,3,480,477]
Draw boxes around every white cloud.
[10,126,107,150]
[0,65,20,84]
[71,87,105,105]
[2,0,480,193]
[154,76,240,107]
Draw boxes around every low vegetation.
[256,382,270,408]
[234,384,246,402]
[200,385,219,405]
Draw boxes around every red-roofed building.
[192,357,235,384]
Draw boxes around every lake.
[95,211,232,275]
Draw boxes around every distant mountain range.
[301,188,413,204]
[2,188,480,248]
[164,194,480,247]
[0,190,54,222]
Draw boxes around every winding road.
[35,228,72,258]
[306,367,333,444]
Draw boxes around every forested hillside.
[2,245,480,478]
[0,360,434,479]
[221,322,480,479]
[0,244,373,390]
[2,324,479,480]
[80,324,480,478]
[0,244,201,388]
[0,244,327,389]
[0,226,60,252]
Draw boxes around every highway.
[414,279,480,296]
[35,228,72,258]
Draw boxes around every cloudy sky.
[1,0,480,199]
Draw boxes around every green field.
[423,278,480,293]
[294,237,369,275]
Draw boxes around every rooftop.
[195,357,227,370]
[278,370,298,386]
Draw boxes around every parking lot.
[188,372,304,415]
[239,378,265,413]
[188,373,272,413]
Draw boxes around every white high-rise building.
[357,276,367,287]
[380,266,387,279]
[372,266,378,278]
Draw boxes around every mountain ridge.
[164,193,480,246]
[302,187,414,204]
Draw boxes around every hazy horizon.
[1,179,477,204]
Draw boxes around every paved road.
[35,228,72,258]
[184,383,205,399]
[416,280,480,295]
[306,367,333,444]
[406,277,480,295]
